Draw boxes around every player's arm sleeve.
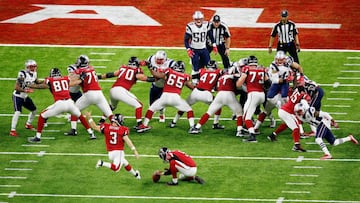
[184,33,192,49]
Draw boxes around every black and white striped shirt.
[208,22,231,46]
[270,20,298,44]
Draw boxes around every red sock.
[187,110,194,119]
[292,128,300,143]
[79,114,90,129]
[125,164,132,171]
[237,116,243,127]
[245,119,253,129]
[274,122,288,135]
[37,114,46,133]
[135,107,142,120]
[145,110,154,120]
[199,113,210,125]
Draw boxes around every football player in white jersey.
[184,11,217,84]
[10,59,43,137]
[294,102,358,160]
[141,50,175,123]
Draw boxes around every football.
[152,173,161,183]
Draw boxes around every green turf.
[0,46,359,202]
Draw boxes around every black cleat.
[292,144,307,152]
[167,181,178,186]
[267,132,277,142]
[243,134,257,143]
[212,123,225,129]
[194,176,205,184]
[28,137,41,143]
[64,129,77,136]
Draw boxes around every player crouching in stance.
[154,147,205,185]
[28,68,95,143]
[294,103,358,160]
[84,112,141,179]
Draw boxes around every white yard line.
[4,168,32,171]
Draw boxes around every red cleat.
[349,135,359,145]
[320,154,332,160]
[9,130,18,137]
[25,123,35,130]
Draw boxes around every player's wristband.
[131,146,136,151]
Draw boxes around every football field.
[0,45,359,203]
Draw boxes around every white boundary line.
[1,192,359,202]
[0,151,359,162]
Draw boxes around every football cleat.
[267,132,277,142]
[349,135,359,145]
[194,176,205,184]
[135,170,141,180]
[212,123,225,129]
[136,124,151,133]
[89,132,96,140]
[9,130,18,137]
[236,130,245,137]
[167,181,178,186]
[28,137,41,143]
[25,123,35,130]
[243,134,257,143]
[64,129,78,136]
[159,115,165,123]
[95,160,103,169]
[292,144,306,152]
[188,127,200,134]
[169,121,176,128]
[320,154,332,160]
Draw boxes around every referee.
[268,10,301,63]
[207,15,231,70]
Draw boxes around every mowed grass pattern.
[0,46,360,202]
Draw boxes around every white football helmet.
[275,51,286,65]
[193,11,204,26]
[25,59,37,73]
[154,50,167,65]
[294,102,309,117]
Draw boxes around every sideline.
[1,43,360,52]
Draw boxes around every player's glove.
[212,43,218,55]
[139,60,149,66]
[187,48,194,58]
[297,75,305,86]
[285,74,294,82]
[24,88,34,93]
[79,72,86,80]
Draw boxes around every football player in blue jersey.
[184,11,217,85]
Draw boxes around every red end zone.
[0,0,359,50]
